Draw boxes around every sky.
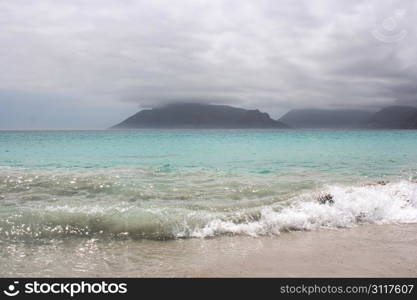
[1,0,417,129]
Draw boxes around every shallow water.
[1,129,417,276]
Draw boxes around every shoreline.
[2,223,417,277]
[186,223,417,277]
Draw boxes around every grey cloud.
[1,0,417,127]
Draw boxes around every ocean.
[1,129,417,276]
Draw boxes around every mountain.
[366,106,417,129]
[278,109,372,128]
[111,103,287,129]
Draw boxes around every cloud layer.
[1,0,416,127]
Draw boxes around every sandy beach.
[184,224,417,277]
[3,224,416,277]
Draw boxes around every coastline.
[187,224,417,278]
[2,223,417,277]
[1,130,417,277]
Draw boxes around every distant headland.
[111,103,288,129]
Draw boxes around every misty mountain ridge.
[366,106,417,129]
[278,109,373,128]
[112,103,417,130]
[112,103,287,129]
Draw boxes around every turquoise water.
[1,129,417,276]
[1,129,417,177]
[0,129,417,242]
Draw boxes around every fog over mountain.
[366,106,417,129]
[1,0,417,129]
[112,103,417,129]
[279,109,373,128]
[278,106,417,129]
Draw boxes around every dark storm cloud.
[1,0,417,126]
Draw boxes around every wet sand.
[2,224,417,277]
[187,224,417,277]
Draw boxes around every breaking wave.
[191,180,417,237]
[1,178,416,240]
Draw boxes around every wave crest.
[192,180,417,237]
[1,180,416,240]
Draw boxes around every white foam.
[190,180,417,238]
[2,179,417,240]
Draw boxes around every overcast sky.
[1,0,416,129]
